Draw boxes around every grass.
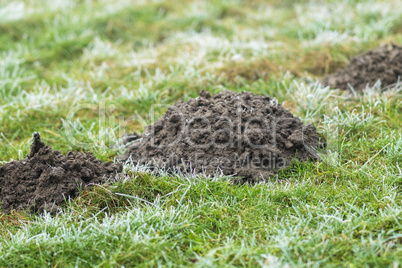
[0,0,401,266]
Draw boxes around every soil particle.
[320,43,402,91]
[0,133,122,213]
[27,132,45,158]
[120,90,323,182]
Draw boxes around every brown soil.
[0,133,122,213]
[320,43,402,91]
[120,90,324,182]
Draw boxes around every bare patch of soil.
[321,43,402,91]
[120,90,324,182]
[0,133,122,213]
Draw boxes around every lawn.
[0,0,401,266]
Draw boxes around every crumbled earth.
[0,133,122,213]
[120,90,323,182]
[321,43,402,91]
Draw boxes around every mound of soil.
[120,90,323,182]
[0,133,122,213]
[320,43,402,91]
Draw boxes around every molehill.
[321,43,402,91]
[120,90,323,181]
[0,133,122,213]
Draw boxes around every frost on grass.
[284,81,341,120]
[296,0,402,44]
[0,51,36,102]
[1,177,401,265]
[385,134,402,161]
[61,118,122,156]
[82,37,122,62]
[0,0,76,23]
[0,2,27,22]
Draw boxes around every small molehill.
[120,90,324,182]
[321,43,402,91]
[0,133,122,213]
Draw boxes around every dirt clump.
[320,43,402,91]
[0,133,122,213]
[120,90,323,182]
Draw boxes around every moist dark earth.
[321,43,402,91]
[121,90,324,182]
[0,133,122,213]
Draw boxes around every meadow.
[0,0,401,266]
